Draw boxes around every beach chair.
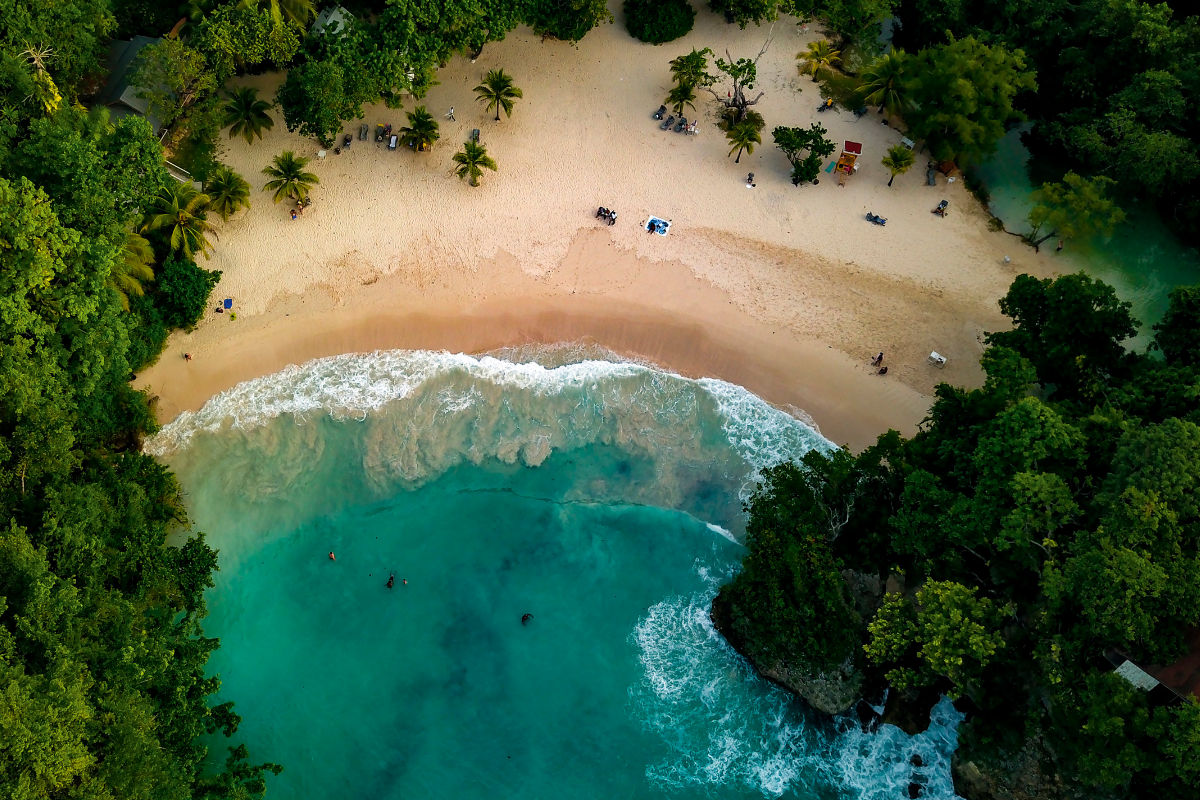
[660,115,675,131]
[387,134,398,150]
[375,124,385,142]
[932,199,949,217]
[359,123,368,141]
[928,352,947,368]
[470,129,480,143]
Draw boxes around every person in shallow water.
[386,574,395,589]
[521,613,533,625]
[328,551,335,561]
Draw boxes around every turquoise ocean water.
[153,347,964,800]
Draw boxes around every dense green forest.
[0,2,617,797]
[714,275,1200,798]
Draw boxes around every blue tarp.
[646,217,671,236]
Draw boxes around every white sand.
[137,8,1050,450]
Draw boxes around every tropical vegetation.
[400,105,439,152]
[142,182,217,259]
[204,164,252,220]
[624,0,696,44]
[452,140,499,186]
[715,272,1200,799]
[474,69,523,122]
[222,86,275,144]
[796,39,840,82]
[880,144,914,186]
[262,150,319,204]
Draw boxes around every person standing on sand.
[446,106,455,121]
[871,352,883,366]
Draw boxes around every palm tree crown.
[797,40,842,83]
[881,144,916,186]
[262,151,319,204]
[474,69,523,122]
[112,231,156,310]
[223,87,275,144]
[666,83,696,116]
[725,119,762,163]
[400,106,440,151]
[142,183,215,260]
[241,0,315,27]
[452,140,498,186]
[860,49,908,116]
[204,165,251,220]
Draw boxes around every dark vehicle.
[653,104,666,120]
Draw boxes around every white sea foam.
[632,577,965,799]
[147,350,833,503]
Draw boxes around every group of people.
[595,206,617,225]
[290,197,311,221]
[871,351,888,375]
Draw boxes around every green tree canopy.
[904,36,1037,165]
[474,68,524,122]
[262,150,319,204]
[881,143,915,186]
[1027,171,1126,247]
[222,86,276,144]
[452,140,498,186]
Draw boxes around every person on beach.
[521,613,533,625]
[386,574,395,589]
[184,352,192,362]
[446,106,455,121]
[878,366,888,375]
[291,209,297,221]
[871,352,883,366]
[1056,239,1064,252]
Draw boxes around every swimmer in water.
[386,574,395,589]
[328,551,335,561]
[521,613,533,625]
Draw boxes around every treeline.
[0,3,277,799]
[714,275,1200,798]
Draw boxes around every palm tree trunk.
[888,173,896,187]
[735,148,743,163]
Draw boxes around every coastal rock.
[758,656,863,716]
[881,685,941,735]
[952,737,1087,800]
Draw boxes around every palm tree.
[669,48,711,89]
[725,119,762,163]
[112,231,156,310]
[142,183,215,259]
[240,0,315,27]
[400,106,440,152]
[223,87,274,144]
[666,83,696,116]
[881,144,916,187]
[797,40,841,83]
[204,165,251,220]
[474,69,523,122]
[262,151,319,204]
[860,49,908,116]
[452,140,498,186]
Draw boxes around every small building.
[1106,627,1200,705]
[96,36,164,135]
[312,6,354,37]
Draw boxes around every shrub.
[624,0,695,44]
[156,254,221,330]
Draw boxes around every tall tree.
[525,0,613,42]
[130,38,217,130]
[399,105,439,151]
[1026,172,1126,248]
[666,82,697,116]
[669,48,714,90]
[474,69,523,122]
[705,42,771,125]
[796,39,841,82]
[881,144,915,186]
[725,114,764,163]
[275,59,354,147]
[222,86,275,144]
[203,165,251,221]
[773,123,836,184]
[261,150,319,204]
[859,48,908,116]
[142,182,216,259]
[904,36,1037,165]
[113,230,156,311]
[452,140,498,186]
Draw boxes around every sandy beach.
[137,7,1049,451]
